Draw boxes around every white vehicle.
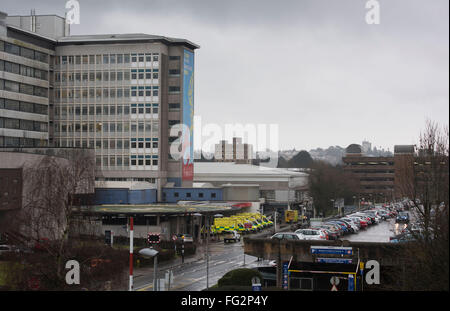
[271,232,300,240]
[0,245,18,255]
[223,231,241,243]
[294,229,327,240]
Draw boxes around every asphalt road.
[133,239,262,291]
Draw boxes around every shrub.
[217,268,263,288]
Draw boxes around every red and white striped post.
[129,217,134,291]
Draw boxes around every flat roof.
[84,203,241,215]
[57,33,199,49]
[5,26,199,50]
[194,162,308,177]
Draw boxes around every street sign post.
[348,274,355,291]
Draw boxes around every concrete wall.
[243,237,406,266]
[162,187,223,203]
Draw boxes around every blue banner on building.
[182,49,194,181]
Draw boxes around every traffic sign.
[311,246,353,256]
[331,284,338,291]
[316,257,353,264]
[330,276,340,286]
[148,233,161,244]
[252,276,261,284]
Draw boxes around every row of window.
[55,104,159,117]
[171,192,216,199]
[0,117,48,132]
[55,87,160,100]
[55,53,159,66]
[55,71,132,83]
[55,139,159,150]
[0,79,48,98]
[0,41,48,64]
[54,69,159,83]
[55,121,159,133]
[0,98,48,115]
[94,156,158,167]
[0,60,48,81]
[96,177,156,183]
[0,136,47,147]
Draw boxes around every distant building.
[214,137,253,164]
[361,140,372,153]
[342,143,415,201]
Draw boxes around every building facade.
[214,137,253,164]
[1,11,199,198]
[342,143,415,201]
[0,12,54,148]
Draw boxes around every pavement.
[133,241,215,279]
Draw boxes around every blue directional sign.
[311,246,353,256]
[316,258,353,264]
[282,262,289,290]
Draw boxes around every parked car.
[326,221,349,234]
[316,225,339,240]
[0,245,19,255]
[295,228,328,240]
[347,216,368,229]
[335,220,356,233]
[223,231,241,243]
[340,218,360,232]
[396,212,410,223]
[271,232,300,240]
[390,232,415,243]
[177,234,194,243]
[325,223,345,236]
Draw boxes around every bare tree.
[393,120,449,290]
[18,150,95,281]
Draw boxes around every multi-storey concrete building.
[342,143,415,202]
[214,137,253,164]
[0,12,55,148]
[1,11,199,198]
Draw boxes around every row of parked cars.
[271,206,398,241]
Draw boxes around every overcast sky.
[4,0,449,152]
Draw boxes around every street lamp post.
[194,212,210,290]
[138,247,159,291]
